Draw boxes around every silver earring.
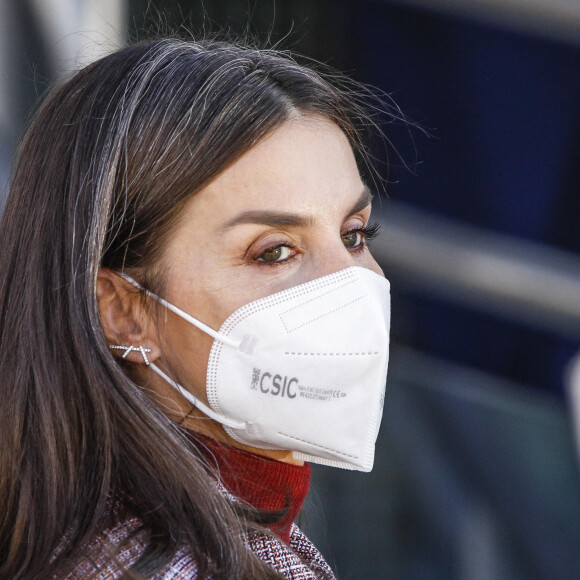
[108,344,151,366]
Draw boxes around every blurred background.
[2,1,580,578]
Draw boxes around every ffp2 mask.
[125,266,390,471]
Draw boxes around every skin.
[98,115,384,464]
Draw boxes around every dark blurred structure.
[0,0,125,208]
[306,346,580,580]
[4,1,580,578]
[353,1,580,396]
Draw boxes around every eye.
[341,222,381,252]
[341,231,363,249]
[256,244,293,263]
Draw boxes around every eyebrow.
[221,186,373,231]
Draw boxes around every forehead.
[179,116,366,226]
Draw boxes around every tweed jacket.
[58,514,336,579]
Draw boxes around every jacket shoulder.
[56,517,199,579]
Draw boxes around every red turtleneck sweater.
[189,432,311,544]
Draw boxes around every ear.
[97,268,161,366]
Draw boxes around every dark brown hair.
[0,37,383,578]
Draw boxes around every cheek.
[158,276,244,402]
[161,310,215,402]
[199,270,288,325]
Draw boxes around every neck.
[187,430,311,543]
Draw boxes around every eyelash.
[254,221,381,266]
[351,222,381,249]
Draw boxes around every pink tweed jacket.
[58,515,336,579]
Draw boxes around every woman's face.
[148,115,384,453]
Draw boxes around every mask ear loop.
[118,274,246,431]
[147,362,245,430]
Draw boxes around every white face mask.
[124,266,390,472]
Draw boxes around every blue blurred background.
[3,1,580,578]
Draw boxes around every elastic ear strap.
[121,273,240,349]
[149,363,246,430]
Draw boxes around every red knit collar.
[188,431,311,544]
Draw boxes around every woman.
[0,38,391,578]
